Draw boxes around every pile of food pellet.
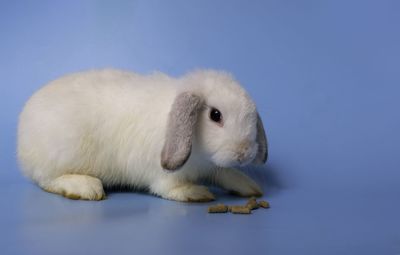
[207,197,270,214]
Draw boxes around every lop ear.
[252,113,268,165]
[161,92,203,171]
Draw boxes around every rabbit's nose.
[237,141,251,153]
[236,140,251,164]
[237,152,246,164]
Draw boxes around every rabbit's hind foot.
[42,174,106,201]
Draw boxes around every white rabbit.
[17,69,268,201]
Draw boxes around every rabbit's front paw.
[215,168,263,197]
[161,184,215,202]
[228,177,263,197]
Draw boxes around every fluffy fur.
[17,69,268,201]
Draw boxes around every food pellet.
[208,204,229,213]
[246,199,259,210]
[229,205,251,214]
[258,200,270,208]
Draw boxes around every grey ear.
[252,113,268,165]
[161,92,203,171]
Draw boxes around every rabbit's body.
[18,69,267,201]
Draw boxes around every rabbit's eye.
[209,108,222,123]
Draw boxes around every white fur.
[17,69,263,201]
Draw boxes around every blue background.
[1,1,399,254]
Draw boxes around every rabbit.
[17,69,268,202]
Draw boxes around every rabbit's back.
[18,69,176,186]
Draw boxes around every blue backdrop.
[1,1,399,254]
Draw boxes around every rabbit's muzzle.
[236,140,258,166]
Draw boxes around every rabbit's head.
[161,70,267,171]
